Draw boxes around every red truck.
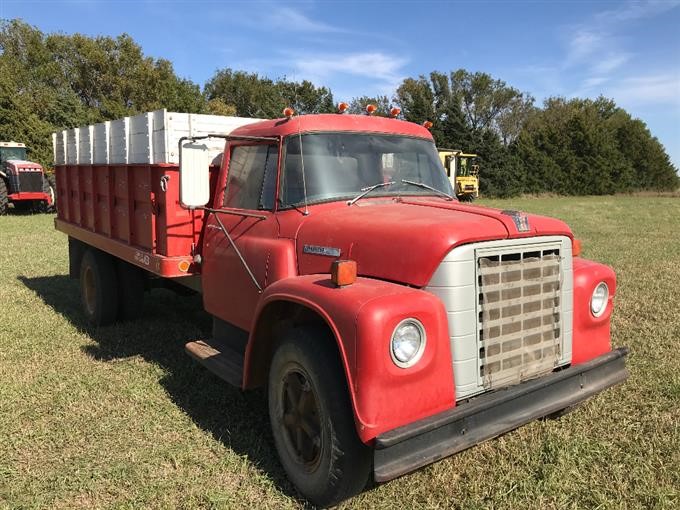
[53,108,628,507]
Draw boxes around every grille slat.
[478,249,562,389]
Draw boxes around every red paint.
[247,275,454,443]
[571,258,616,365]
[55,113,618,445]
[55,164,210,277]
[4,160,52,205]
[231,113,433,141]
[8,192,50,201]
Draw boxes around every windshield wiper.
[401,179,454,201]
[347,181,396,206]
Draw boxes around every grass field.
[1,196,679,509]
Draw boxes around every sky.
[1,0,679,167]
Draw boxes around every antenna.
[289,77,309,216]
[297,114,309,216]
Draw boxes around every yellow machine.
[438,149,480,201]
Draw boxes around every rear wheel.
[0,179,7,215]
[117,260,145,321]
[80,249,119,326]
[268,326,371,507]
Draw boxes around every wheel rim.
[82,265,96,316]
[279,367,322,470]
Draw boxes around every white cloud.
[264,6,346,34]
[566,30,604,64]
[608,73,680,107]
[591,53,631,74]
[291,51,408,95]
[593,0,680,24]
[582,76,608,88]
[554,0,680,106]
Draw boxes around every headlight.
[591,282,609,317]
[391,319,426,368]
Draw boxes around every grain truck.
[53,107,628,507]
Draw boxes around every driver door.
[202,141,279,330]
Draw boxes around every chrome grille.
[477,247,562,389]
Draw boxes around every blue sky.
[2,0,679,167]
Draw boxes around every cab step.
[185,338,244,387]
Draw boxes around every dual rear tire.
[79,249,145,326]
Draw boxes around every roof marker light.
[389,107,401,118]
[283,107,295,118]
[337,102,349,113]
[422,120,433,130]
[365,104,377,115]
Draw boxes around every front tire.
[41,173,56,213]
[268,326,371,507]
[0,179,7,215]
[80,249,119,326]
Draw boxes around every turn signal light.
[572,238,582,257]
[283,107,295,118]
[178,260,191,272]
[365,104,377,115]
[337,102,349,113]
[422,120,433,130]
[331,260,357,287]
[389,107,401,118]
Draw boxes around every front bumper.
[374,347,629,481]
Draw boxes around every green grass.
[1,196,679,509]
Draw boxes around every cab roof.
[230,113,434,140]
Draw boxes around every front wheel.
[39,174,56,213]
[0,179,7,215]
[268,326,371,507]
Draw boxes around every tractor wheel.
[116,260,145,321]
[80,249,119,326]
[40,174,56,213]
[268,326,371,507]
[0,179,7,215]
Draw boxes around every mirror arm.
[200,207,268,220]
[206,210,263,293]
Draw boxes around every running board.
[185,338,244,387]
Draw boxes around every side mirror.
[179,140,211,208]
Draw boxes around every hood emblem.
[501,210,531,232]
[303,245,341,257]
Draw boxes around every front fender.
[246,275,454,443]
[572,258,617,365]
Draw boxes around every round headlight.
[391,319,426,368]
[591,282,609,317]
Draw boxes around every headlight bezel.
[590,282,609,317]
[390,318,427,368]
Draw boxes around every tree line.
[1,19,677,194]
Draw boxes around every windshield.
[279,133,453,207]
[0,147,27,164]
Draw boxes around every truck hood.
[295,198,572,287]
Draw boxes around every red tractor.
[0,141,55,214]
